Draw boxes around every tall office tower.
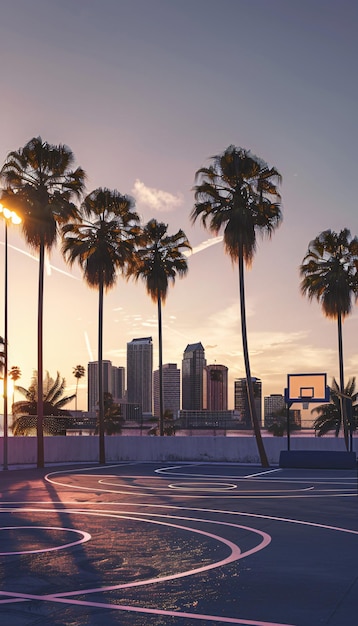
[206,364,228,410]
[87,360,113,412]
[153,363,180,418]
[126,337,153,413]
[112,366,125,401]
[182,342,206,410]
[234,377,262,427]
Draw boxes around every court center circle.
[169,482,237,492]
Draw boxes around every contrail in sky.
[84,331,94,362]
[185,236,223,256]
[2,242,80,280]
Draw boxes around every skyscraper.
[206,364,228,410]
[87,360,113,413]
[182,342,206,410]
[234,377,262,427]
[112,366,125,401]
[153,363,180,418]
[126,337,153,414]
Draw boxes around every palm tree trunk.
[75,380,78,412]
[157,293,164,436]
[238,249,269,467]
[98,277,105,464]
[37,240,45,468]
[337,313,348,450]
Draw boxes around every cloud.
[132,179,183,213]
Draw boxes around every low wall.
[0,435,355,467]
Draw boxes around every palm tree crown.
[130,219,191,301]
[191,145,282,263]
[0,136,86,249]
[312,377,357,438]
[191,145,282,467]
[62,188,139,288]
[300,228,358,319]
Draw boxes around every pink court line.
[0,591,295,626]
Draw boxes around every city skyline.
[0,1,357,412]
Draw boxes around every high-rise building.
[153,363,180,418]
[112,366,125,401]
[234,377,262,427]
[126,337,153,414]
[87,360,113,413]
[206,364,228,411]
[182,342,206,410]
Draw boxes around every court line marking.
[0,526,91,555]
[0,590,295,626]
[0,507,275,624]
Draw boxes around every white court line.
[0,526,91,555]
[0,591,295,626]
[0,506,274,624]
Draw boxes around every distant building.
[112,365,125,401]
[182,342,206,410]
[126,337,153,414]
[264,393,301,429]
[153,363,180,418]
[264,394,285,426]
[234,377,262,428]
[206,364,228,411]
[87,360,113,412]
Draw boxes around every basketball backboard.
[284,373,330,405]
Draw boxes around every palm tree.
[73,364,85,411]
[95,392,124,435]
[148,409,176,436]
[191,145,282,467]
[12,371,75,436]
[62,188,139,463]
[128,219,191,436]
[300,229,358,446]
[312,377,357,442]
[9,365,21,408]
[0,137,85,467]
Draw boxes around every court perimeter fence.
[0,434,356,467]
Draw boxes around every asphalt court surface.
[0,461,357,625]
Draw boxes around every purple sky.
[0,0,357,411]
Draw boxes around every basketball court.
[0,460,357,625]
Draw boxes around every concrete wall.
[0,435,355,467]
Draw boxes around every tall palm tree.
[191,145,282,467]
[73,364,85,411]
[300,229,358,446]
[128,219,191,435]
[312,377,357,443]
[9,365,21,409]
[0,137,85,467]
[62,188,139,463]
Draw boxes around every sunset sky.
[0,0,357,412]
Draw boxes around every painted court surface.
[0,462,357,626]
